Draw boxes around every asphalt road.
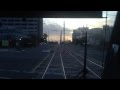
[0,43,103,79]
[0,43,53,79]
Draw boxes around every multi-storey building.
[72,27,89,43]
[0,18,43,40]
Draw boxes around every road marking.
[87,60,102,68]
[67,47,103,68]
[31,54,50,73]
[66,49,101,79]
[60,47,66,79]
[74,52,102,68]
[41,47,57,79]
[42,49,51,53]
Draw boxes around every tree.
[42,33,48,43]
[43,33,48,39]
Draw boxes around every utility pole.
[101,11,108,77]
[102,11,108,70]
[83,31,87,79]
[75,31,88,79]
[60,30,62,44]
[83,25,88,79]
[63,21,65,43]
[48,30,49,42]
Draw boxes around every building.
[0,18,43,39]
[72,27,89,40]
[72,27,89,44]
[103,25,113,42]
[0,18,43,47]
[72,27,104,46]
[88,28,103,45]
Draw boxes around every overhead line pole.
[63,21,65,43]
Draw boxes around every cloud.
[43,11,118,41]
[43,22,72,42]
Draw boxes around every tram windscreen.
[0,11,117,79]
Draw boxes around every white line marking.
[74,52,102,68]
[31,54,50,73]
[41,47,57,79]
[60,47,66,79]
[67,47,103,68]
[87,60,102,68]
[66,49,101,79]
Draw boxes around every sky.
[43,11,118,42]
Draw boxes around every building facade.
[0,18,43,40]
[103,25,113,42]
[0,18,43,47]
[72,27,89,44]
[72,27,104,46]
